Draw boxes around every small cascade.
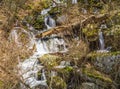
[17,1,75,88]
[18,33,67,88]
[97,29,109,52]
[72,0,78,4]
[44,16,56,29]
[41,8,56,29]
[99,29,105,50]
[17,6,67,87]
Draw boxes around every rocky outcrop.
[88,52,120,73]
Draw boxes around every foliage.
[0,31,33,89]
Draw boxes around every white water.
[18,36,67,88]
[41,7,56,29]
[9,14,67,88]
[99,30,105,50]
[72,0,77,4]
[44,16,56,29]
[97,29,109,53]
[13,19,67,88]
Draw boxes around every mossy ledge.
[82,65,112,83]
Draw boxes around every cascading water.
[44,16,56,29]
[97,29,109,52]
[9,1,69,88]
[16,7,67,88]
[99,29,105,50]
[72,0,78,4]
[18,34,67,88]
[41,6,56,30]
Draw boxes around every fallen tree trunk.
[36,11,119,38]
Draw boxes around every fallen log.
[36,10,119,38]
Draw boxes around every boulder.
[80,82,98,89]
[87,52,120,73]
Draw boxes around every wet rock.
[80,82,98,89]
[56,15,68,25]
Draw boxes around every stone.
[80,82,98,89]
[56,15,68,25]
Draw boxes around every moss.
[39,54,62,69]
[82,66,112,83]
[39,0,51,9]
[33,15,44,30]
[87,51,120,60]
[57,66,73,81]
[48,7,61,16]
[49,76,67,89]
[82,24,98,41]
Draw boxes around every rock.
[35,85,48,89]
[88,52,120,73]
[80,82,98,89]
[56,15,68,25]
[82,64,112,83]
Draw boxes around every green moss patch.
[49,76,67,89]
[39,54,62,69]
[82,65,112,83]
[87,51,120,60]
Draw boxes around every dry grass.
[0,30,33,89]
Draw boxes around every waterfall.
[44,16,56,29]
[16,1,69,88]
[41,8,56,29]
[98,29,105,50]
[72,0,77,4]
[18,37,67,88]
[97,29,109,53]
[18,28,67,88]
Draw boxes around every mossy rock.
[49,76,67,89]
[82,65,112,83]
[39,54,62,69]
[25,14,44,30]
[82,24,98,41]
[33,15,45,30]
[57,66,73,81]
[87,51,120,60]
